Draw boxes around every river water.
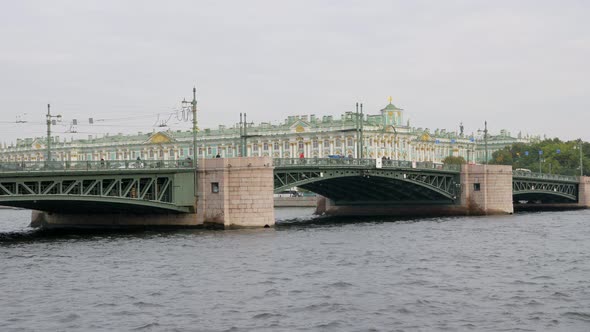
[1,208,590,331]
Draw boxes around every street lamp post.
[46,104,62,163]
[243,113,248,157]
[579,139,583,177]
[484,121,488,164]
[239,113,243,157]
[360,103,364,158]
[355,103,360,159]
[392,126,398,160]
[182,87,198,166]
[191,87,197,164]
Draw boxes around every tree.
[491,147,513,165]
[486,138,588,175]
[442,156,466,165]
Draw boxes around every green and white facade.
[0,101,530,164]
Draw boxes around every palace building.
[0,99,531,164]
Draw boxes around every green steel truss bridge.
[274,158,461,205]
[274,159,581,206]
[0,160,196,213]
[512,170,579,203]
[0,159,580,213]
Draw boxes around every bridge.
[274,159,461,206]
[512,170,579,203]
[0,157,587,227]
[273,158,581,207]
[0,160,196,224]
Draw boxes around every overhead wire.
[0,105,205,143]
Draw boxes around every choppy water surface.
[1,208,590,331]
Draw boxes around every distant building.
[0,99,531,164]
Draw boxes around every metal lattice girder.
[512,178,578,202]
[274,166,460,201]
[0,169,195,213]
[0,175,172,202]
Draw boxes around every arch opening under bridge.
[274,166,461,206]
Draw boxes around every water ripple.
[1,208,590,331]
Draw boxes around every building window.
[473,183,481,191]
[263,143,269,151]
[284,141,290,150]
[298,141,304,150]
[207,147,211,155]
[159,150,164,158]
[324,140,330,148]
[211,182,219,193]
[336,138,342,148]
[347,137,353,146]
[180,149,184,157]
[312,140,318,148]
[253,144,258,152]
[273,142,279,150]
[189,148,194,156]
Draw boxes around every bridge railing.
[512,170,578,182]
[273,158,461,172]
[273,158,376,167]
[382,160,461,172]
[0,160,196,173]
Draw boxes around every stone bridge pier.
[459,164,513,215]
[576,176,590,208]
[196,157,275,228]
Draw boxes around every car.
[515,168,532,173]
[274,190,302,198]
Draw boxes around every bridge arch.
[512,177,578,203]
[274,168,460,204]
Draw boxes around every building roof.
[381,102,403,111]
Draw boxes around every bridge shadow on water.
[274,213,467,230]
[0,213,471,244]
[0,224,226,244]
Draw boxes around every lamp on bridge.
[181,87,198,167]
[538,150,543,175]
[574,139,584,177]
[46,104,62,163]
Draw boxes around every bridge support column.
[460,164,513,215]
[577,176,590,208]
[196,157,275,228]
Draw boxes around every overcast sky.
[1,0,589,144]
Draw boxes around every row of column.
[0,138,476,163]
